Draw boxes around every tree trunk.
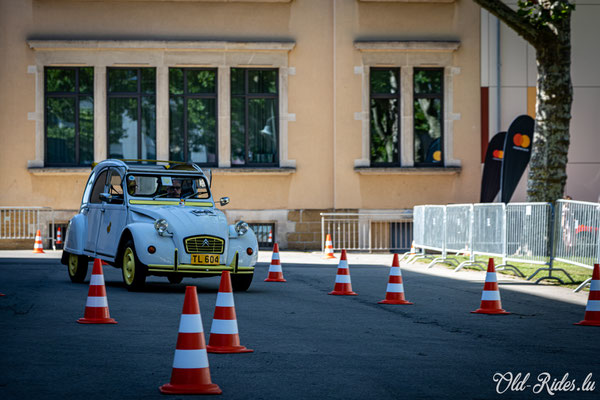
[527,23,573,203]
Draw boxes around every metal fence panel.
[412,206,425,248]
[422,206,445,252]
[446,204,472,253]
[504,203,552,265]
[554,200,600,270]
[472,204,505,257]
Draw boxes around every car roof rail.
[92,159,205,174]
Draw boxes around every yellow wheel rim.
[68,254,78,276]
[123,247,136,285]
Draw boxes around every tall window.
[231,68,278,166]
[107,68,156,160]
[169,68,217,165]
[45,67,94,166]
[414,68,443,166]
[370,68,401,165]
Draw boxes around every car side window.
[89,170,108,204]
[108,169,124,196]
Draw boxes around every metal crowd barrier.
[553,200,600,291]
[0,207,56,248]
[410,201,600,285]
[320,211,413,252]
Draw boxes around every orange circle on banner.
[521,135,530,148]
[497,150,504,159]
[513,134,523,146]
[433,150,441,162]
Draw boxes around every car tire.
[67,252,89,283]
[167,274,183,284]
[231,273,253,292]
[121,239,148,291]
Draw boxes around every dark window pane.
[141,96,156,159]
[248,98,277,164]
[79,96,94,165]
[169,97,185,162]
[248,70,277,94]
[188,70,216,94]
[414,98,442,164]
[169,68,184,95]
[79,67,94,94]
[46,97,76,164]
[371,69,398,95]
[231,97,246,165]
[231,68,245,95]
[141,68,156,94]
[46,69,76,93]
[187,98,217,163]
[90,170,108,204]
[108,69,138,93]
[370,98,399,164]
[414,69,443,95]
[108,97,138,159]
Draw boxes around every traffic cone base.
[265,243,286,282]
[378,254,413,305]
[574,264,600,326]
[207,271,253,353]
[472,259,510,315]
[78,259,117,324]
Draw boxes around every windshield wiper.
[181,192,199,200]
[152,193,168,199]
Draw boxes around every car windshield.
[125,174,210,199]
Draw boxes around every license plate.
[190,254,220,265]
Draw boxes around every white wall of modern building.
[481,1,600,203]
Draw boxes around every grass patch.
[409,253,593,291]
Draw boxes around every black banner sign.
[480,131,507,203]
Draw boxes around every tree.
[472,0,575,202]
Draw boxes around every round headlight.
[154,219,169,236]
[235,220,249,236]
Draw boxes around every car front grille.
[184,235,225,254]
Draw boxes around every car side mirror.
[219,197,230,206]
[100,192,124,205]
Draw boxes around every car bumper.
[146,249,254,275]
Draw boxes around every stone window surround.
[353,40,462,169]
[26,40,297,171]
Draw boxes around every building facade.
[1,0,482,250]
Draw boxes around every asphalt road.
[0,254,598,400]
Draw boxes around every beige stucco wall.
[0,0,481,212]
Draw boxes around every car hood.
[129,204,229,239]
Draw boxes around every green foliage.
[517,0,575,29]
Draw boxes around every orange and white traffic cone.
[265,243,286,282]
[56,227,62,246]
[409,241,416,254]
[268,229,273,243]
[77,259,117,324]
[328,249,357,296]
[207,271,253,354]
[471,258,510,315]
[160,286,222,394]
[575,264,600,326]
[323,234,336,259]
[32,229,44,254]
[378,254,413,305]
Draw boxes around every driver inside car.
[166,179,183,198]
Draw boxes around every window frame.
[369,67,402,167]
[168,67,219,167]
[413,67,444,167]
[44,66,94,167]
[106,67,157,160]
[230,68,280,167]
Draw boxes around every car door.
[96,167,127,258]
[84,169,109,254]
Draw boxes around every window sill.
[28,167,91,176]
[211,167,296,176]
[355,166,461,175]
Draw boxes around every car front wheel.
[67,253,89,283]
[231,273,253,292]
[121,240,147,291]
